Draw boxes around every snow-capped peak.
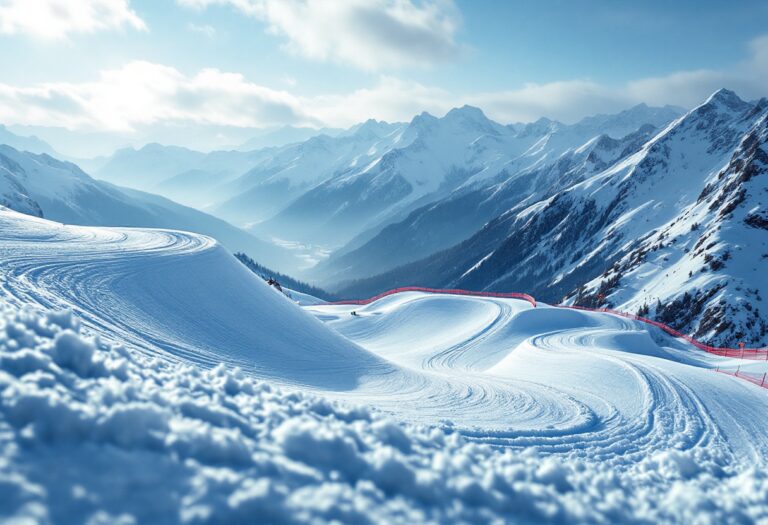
[516,117,562,138]
[703,88,748,110]
[408,111,440,130]
[444,104,489,122]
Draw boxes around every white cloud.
[465,81,628,124]
[0,61,316,132]
[300,33,768,127]
[625,36,768,108]
[459,34,768,124]
[0,0,146,39]
[1,34,767,139]
[177,0,462,70]
[304,76,451,126]
[188,23,216,39]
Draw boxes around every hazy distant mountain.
[237,126,344,151]
[567,103,684,139]
[6,122,318,158]
[0,145,298,271]
[94,143,270,208]
[0,125,58,156]
[214,120,409,227]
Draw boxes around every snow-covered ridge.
[84,101,682,253]
[259,103,682,249]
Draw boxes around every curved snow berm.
[309,293,768,460]
[0,207,391,389]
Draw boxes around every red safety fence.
[327,286,537,308]
[329,288,768,390]
[713,367,768,389]
[558,304,768,360]
[330,287,768,362]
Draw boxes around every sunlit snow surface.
[1,207,768,524]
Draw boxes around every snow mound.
[0,208,391,390]
[3,300,768,524]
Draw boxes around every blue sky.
[1,0,767,154]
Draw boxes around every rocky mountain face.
[570,94,768,346]
[335,90,768,347]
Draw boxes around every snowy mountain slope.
[2,206,766,428]
[314,124,659,284]
[0,145,299,270]
[335,90,767,347]
[0,154,44,217]
[308,292,768,499]
[0,208,390,388]
[226,104,682,250]
[569,96,768,346]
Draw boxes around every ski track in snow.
[2,208,768,476]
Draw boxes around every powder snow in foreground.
[1,208,768,523]
[3,301,768,525]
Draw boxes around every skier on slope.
[266,278,283,292]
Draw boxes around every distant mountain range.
[0,125,58,157]
[337,90,768,347]
[87,102,683,253]
[2,91,765,345]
